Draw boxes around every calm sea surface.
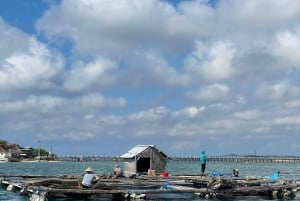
[1,161,300,201]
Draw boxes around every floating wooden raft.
[1,174,300,200]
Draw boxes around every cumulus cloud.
[36,0,176,56]
[271,115,300,126]
[0,37,63,92]
[217,0,300,34]
[256,82,300,100]
[78,93,127,109]
[0,18,28,60]
[187,83,230,101]
[184,41,236,82]
[128,106,168,122]
[61,131,96,141]
[272,29,300,66]
[1,0,300,155]
[63,57,117,91]
[284,100,300,109]
[173,106,206,118]
[0,93,127,114]
[0,95,64,113]
[232,110,262,120]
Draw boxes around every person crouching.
[81,167,99,188]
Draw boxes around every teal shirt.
[200,152,207,164]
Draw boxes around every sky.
[0,0,300,157]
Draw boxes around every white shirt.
[82,173,99,187]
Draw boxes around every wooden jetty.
[1,173,300,200]
[58,155,300,163]
[171,155,300,163]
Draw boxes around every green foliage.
[39,148,49,156]
[0,139,8,145]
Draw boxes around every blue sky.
[0,0,300,157]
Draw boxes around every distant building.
[7,144,23,158]
[121,145,168,177]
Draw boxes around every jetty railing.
[171,156,300,163]
[57,155,300,163]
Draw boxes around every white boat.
[0,157,8,163]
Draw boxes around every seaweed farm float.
[1,145,300,200]
[1,173,300,200]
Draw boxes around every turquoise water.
[1,161,300,200]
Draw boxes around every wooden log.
[34,185,210,195]
[2,174,300,200]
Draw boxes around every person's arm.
[94,174,99,182]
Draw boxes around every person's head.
[114,164,120,168]
[201,151,205,154]
[85,167,94,173]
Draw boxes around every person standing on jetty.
[81,167,99,188]
[199,150,207,175]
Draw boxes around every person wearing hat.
[81,167,99,188]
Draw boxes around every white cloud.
[284,100,300,109]
[252,127,271,134]
[2,0,300,155]
[0,93,127,114]
[173,106,206,118]
[0,95,65,112]
[84,114,94,120]
[166,0,215,38]
[123,51,190,88]
[63,57,117,91]
[0,37,63,91]
[217,0,300,33]
[170,140,198,152]
[187,83,230,101]
[232,110,262,120]
[256,82,300,100]
[272,29,300,66]
[128,106,168,121]
[0,18,29,61]
[62,131,96,141]
[35,0,300,60]
[36,0,176,56]
[78,93,127,109]
[271,115,300,126]
[168,123,203,136]
[184,41,236,81]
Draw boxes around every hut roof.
[121,145,167,158]
[0,145,8,153]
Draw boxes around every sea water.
[1,161,300,201]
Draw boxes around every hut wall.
[137,147,167,174]
[150,151,167,174]
[123,161,136,177]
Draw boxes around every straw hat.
[85,167,94,172]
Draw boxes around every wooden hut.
[121,145,168,177]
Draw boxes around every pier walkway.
[57,155,300,163]
[170,156,300,163]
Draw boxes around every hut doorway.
[137,158,150,172]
